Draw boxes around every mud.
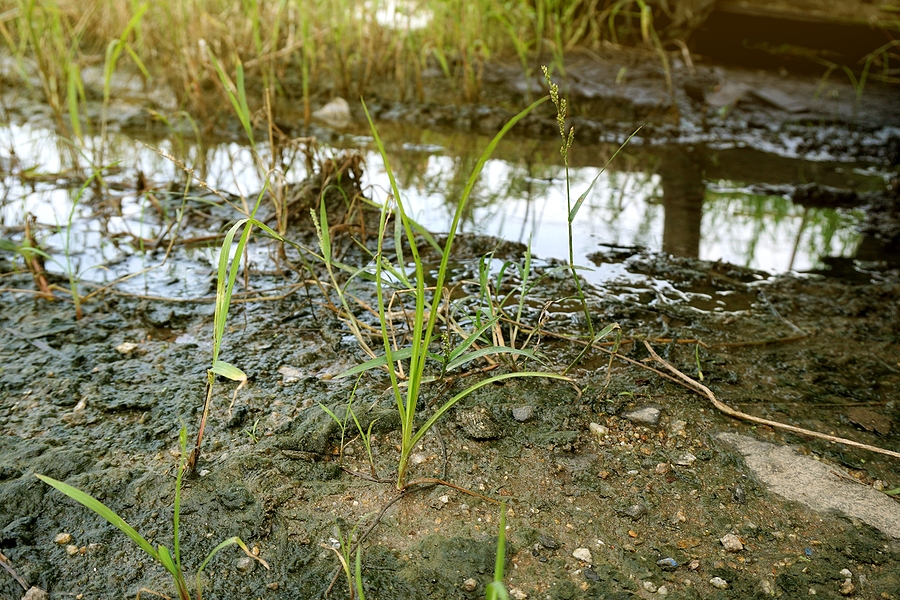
[1,227,899,599]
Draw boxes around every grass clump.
[313,95,570,490]
[36,426,268,600]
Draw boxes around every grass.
[36,426,268,600]
[0,0,691,118]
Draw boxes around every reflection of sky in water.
[0,121,879,299]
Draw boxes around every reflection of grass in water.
[704,188,862,270]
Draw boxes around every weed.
[485,503,509,600]
[542,67,632,371]
[37,426,268,600]
[322,96,574,491]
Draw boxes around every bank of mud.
[1,235,899,599]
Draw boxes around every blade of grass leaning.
[567,127,641,222]
[35,475,162,566]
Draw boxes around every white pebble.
[709,577,728,589]
[573,547,593,564]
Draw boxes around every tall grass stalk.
[543,66,635,371]
[354,96,571,490]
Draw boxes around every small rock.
[655,463,670,475]
[674,452,697,467]
[622,406,661,426]
[657,585,669,596]
[278,365,303,384]
[688,560,701,570]
[265,582,279,590]
[732,485,746,504]
[643,581,658,593]
[670,419,687,435]
[657,558,679,571]
[114,342,138,354]
[457,406,502,440]
[760,579,775,595]
[462,578,478,592]
[22,588,49,600]
[440,495,450,504]
[409,453,428,465]
[539,535,560,550]
[840,569,853,578]
[54,533,73,545]
[589,422,608,437]
[509,587,528,600]
[709,577,728,589]
[584,568,599,581]
[573,547,593,564]
[619,504,648,521]
[512,406,534,422]
[65,545,79,556]
[720,533,744,552]
[873,480,885,491]
[236,556,256,574]
[839,579,855,596]
[671,510,686,524]
[312,97,351,129]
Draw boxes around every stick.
[642,341,900,460]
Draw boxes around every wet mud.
[1,232,899,599]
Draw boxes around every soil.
[1,226,899,599]
[2,35,900,600]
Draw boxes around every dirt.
[2,35,900,600]
[1,220,900,599]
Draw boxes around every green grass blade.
[567,127,641,223]
[446,316,501,362]
[445,346,538,372]
[35,474,162,567]
[410,371,569,450]
[210,360,247,382]
[355,546,367,600]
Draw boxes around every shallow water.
[1,118,894,301]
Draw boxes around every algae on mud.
[1,235,900,598]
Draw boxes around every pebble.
[457,406,502,440]
[512,406,534,422]
[840,569,853,578]
[65,545,79,556]
[657,585,668,596]
[589,422,608,438]
[643,581,658,593]
[709,577,728,589]
[656,558,679,571]
[23,588,49,600]
[670,419,687,435]
[622,406,661,426]
[688,560,701,570]
[720,533,744,552]
[539,535,560,550]
[732,484,746,504]
[573,547,593,564]
[114,342,138,355]
[266,582,279,590]
[462,578,477,592]
[509,587,528,600]
[674,452,697,467]
[619,504,648,521]
[236,556,256,574]
[654,462,670,475]
[839,579,855,596]
[54,533,73,545]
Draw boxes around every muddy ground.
[2,35,900,600]
[1,224,899,599]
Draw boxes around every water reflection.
[1,118,895,301]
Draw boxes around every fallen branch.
[642,341,900,461]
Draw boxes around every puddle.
[1,116,897,308]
